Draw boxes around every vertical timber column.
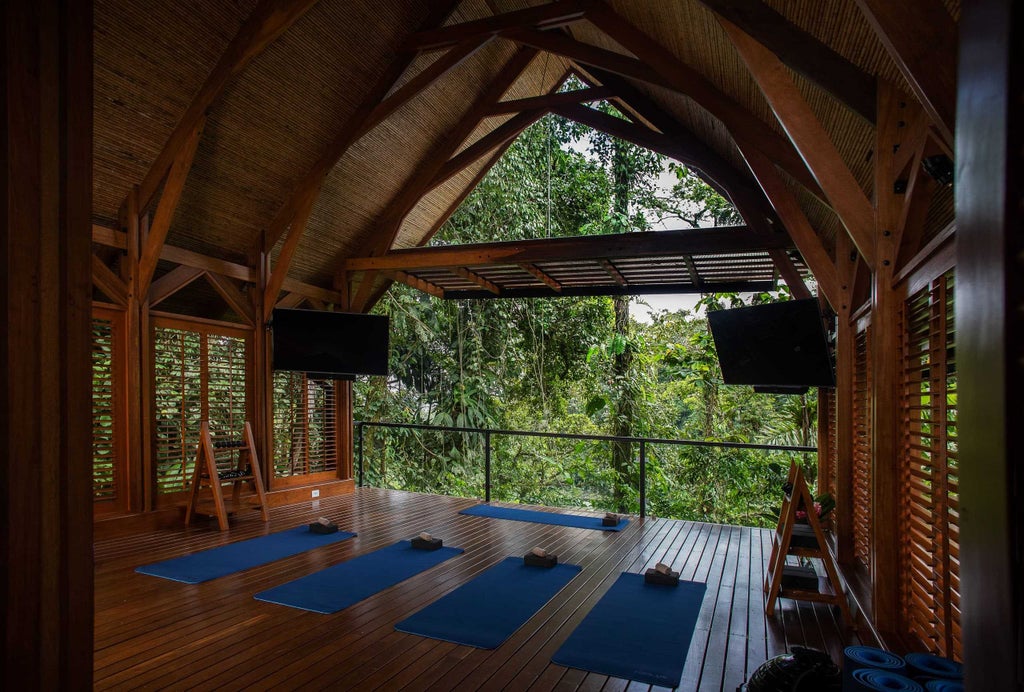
[336,272,354,481]
[957,0,1023,688]
[869,81,906,635]
[2,0,94,686]
[252,247,273,486]
[834,232,857,567]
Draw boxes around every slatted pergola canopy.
[340,226,808,299]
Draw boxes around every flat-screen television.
[707,299,834,388]
[271,308,389,377]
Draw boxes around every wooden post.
[2,0,94,685]
[833,232,857,567]
[252,246,274,487]
[868,81,906,635]
[956,0,1023,687]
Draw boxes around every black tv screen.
[271,308,389,377]
[707,299,834,388]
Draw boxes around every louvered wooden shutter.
[153,320,250,493]
[92,309,127,511]
[851,324,872,569]
[272,371,338,477]
[899,270,960,659]
[824,388,838,532]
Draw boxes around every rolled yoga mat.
[254,540,463,614]
[395,557,582,648]
[904,653,963,682]
[844,646,907,690]
[849,669,925,691]
[551,572,706,687]
[924,680,964,692]
[135,525,356,584]
[459,504,628,531]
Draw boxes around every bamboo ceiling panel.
[93,0,258,226]
[170,0,429,261]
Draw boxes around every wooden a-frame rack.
[765,461,852,625]
[185,421,269,531]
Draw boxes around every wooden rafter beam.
[720,18,876,269]
[263,187,318,320]
[453,267,501,294]
[148,265,205,307]
[768,249,811,299]
[339,227,788,272]
[599,259,627,286]
[134,0,321,213]
[551,4,823,196]
[137,116,206,297]
[263,0,463,249]
[401,0,588,52]
[347,46,540,311]
[205,272,255,326]
[740,145,840,307]
[279,278,345,305]
[91,255,128,306]
[389,270,445,298]
[853,0,957,147]
[488,86,612,115]
[430,109,548,192]
[694,0,877,124]
[520,263,562,292]
[274,292,307,309]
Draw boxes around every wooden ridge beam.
[720,17,876,269]
[740,145,840,307]
[389,270,445,298]
[452,267,501,294]
[205,272,255,326]
[430,109,547,191]
[148,265,205,307]
[520,263,562,292]
[137,116,206,297]
[599,259,627,286]
[853,0,957,147]
[134,0,321,213]
[92,255,128,306]
[263,0,463,249]
[401,0,588,52]
[339,227,789,272]
[695,0,877,124]
[488,86,611,115]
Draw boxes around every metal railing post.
[639,440,647,519]
[484,430,491,502]
[357,422,364,488]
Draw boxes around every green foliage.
[354,111,820,526]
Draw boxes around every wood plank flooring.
[93,488,865,690]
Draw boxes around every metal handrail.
[354,420,816,518]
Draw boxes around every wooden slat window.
[153,320,250,493]
[272,371,338,477]
[899,270,959,659]
[92,308,127,512]
[851,324,872,569]
[824,387,838,533]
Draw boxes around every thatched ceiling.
[92,0,958,301]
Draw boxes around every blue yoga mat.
[135,526,356,584]
[460,504,628,531]
[395,557,582,648]
[255,541,464,614]
[552,573,707,687]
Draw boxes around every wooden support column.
[2,0,93,685]
[868,81,906,636]
[956,0,1023,687]
[833,231,857,567]
[333,281,355,481]
[251,247,274,486]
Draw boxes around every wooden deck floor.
[94,488,865,691]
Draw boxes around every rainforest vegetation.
[354,105,820,528]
